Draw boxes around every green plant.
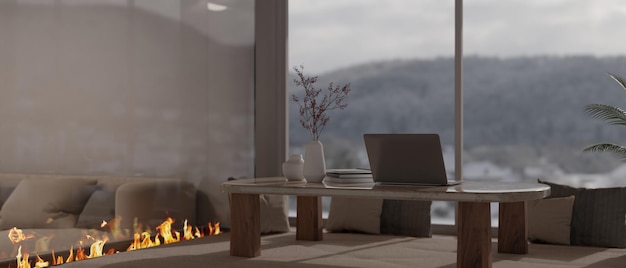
[584,74,626,159]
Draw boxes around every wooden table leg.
[230,193,261,257]
[296,196,323,241]
[498,201,528,254]
[458,202,492,268]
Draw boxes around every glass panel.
[465,1,626,225]
[0,0,254,262]
[288,0,455,222]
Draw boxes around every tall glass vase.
[303,140,326,183]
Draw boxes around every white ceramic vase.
[282,154,305,181]
[303,140,326,183]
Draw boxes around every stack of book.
[323,169,373,183]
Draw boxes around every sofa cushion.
[76,183,120,229]
[528,196,575,245]
[115,180,196,231]
[0,177,27,216]
[259,194,290,234]
[380,200,432,237]
[326,197,383,234]
[538,179,626,248]
[0,178,97,229]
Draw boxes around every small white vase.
[282,154,305,181]
[303,140,326,183]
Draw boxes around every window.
[288,0,456,222]
[288,0,626,225]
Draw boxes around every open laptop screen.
[364,133,453,186]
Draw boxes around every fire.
[15,246,28,268]
[100,216,128,241]
[80,235,108,259]
[75,242,87,261]
[126,232,160,251]
[65,246,73,264]
[35,255,48,268]
[157,217,179,245]
[9,218,221,267]
[208,222,222,236]
[8,228,34,245]
[183,220,194,240]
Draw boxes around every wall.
[0,0,255,227]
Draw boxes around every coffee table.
[221,178,550,268]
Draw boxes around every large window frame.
[258,0,466,232]
[255,0,289,178]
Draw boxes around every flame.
[15,246,28,268]
[156,217,179,245]
[126,233,140,251]
[75,242,87,261]
[11,218,222,267]
[100,216,128,241]
[208,222,222,236]
[65,246,73,263]
[126,231,160,251]
[51,250,62,266]
[86,235,108,259]
[34,255,48,268]
[8,228,34,245]
[184,221,203,239]
[183,220,195,240]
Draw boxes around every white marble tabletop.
[221,177,551,203]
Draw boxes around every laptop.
[363,133,462,186]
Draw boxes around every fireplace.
[6,217,221,268]
[0,173,224,268]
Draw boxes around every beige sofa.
[0,173,196,258]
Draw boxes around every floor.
[46,232,626,268]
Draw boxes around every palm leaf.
[583,73,626,161]
[584,143,626,160]
[584,104,626,126]
[609,73,626,90]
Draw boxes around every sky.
[289,0,626,74]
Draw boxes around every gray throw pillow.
[528,196,575,245]
[75,183,119,229]
[326,197,383,234]
[538,179,626,248]
[380,200,432,237]
[259,194,291,234]
[0,178,97,229]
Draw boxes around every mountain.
[288,55,626,173]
